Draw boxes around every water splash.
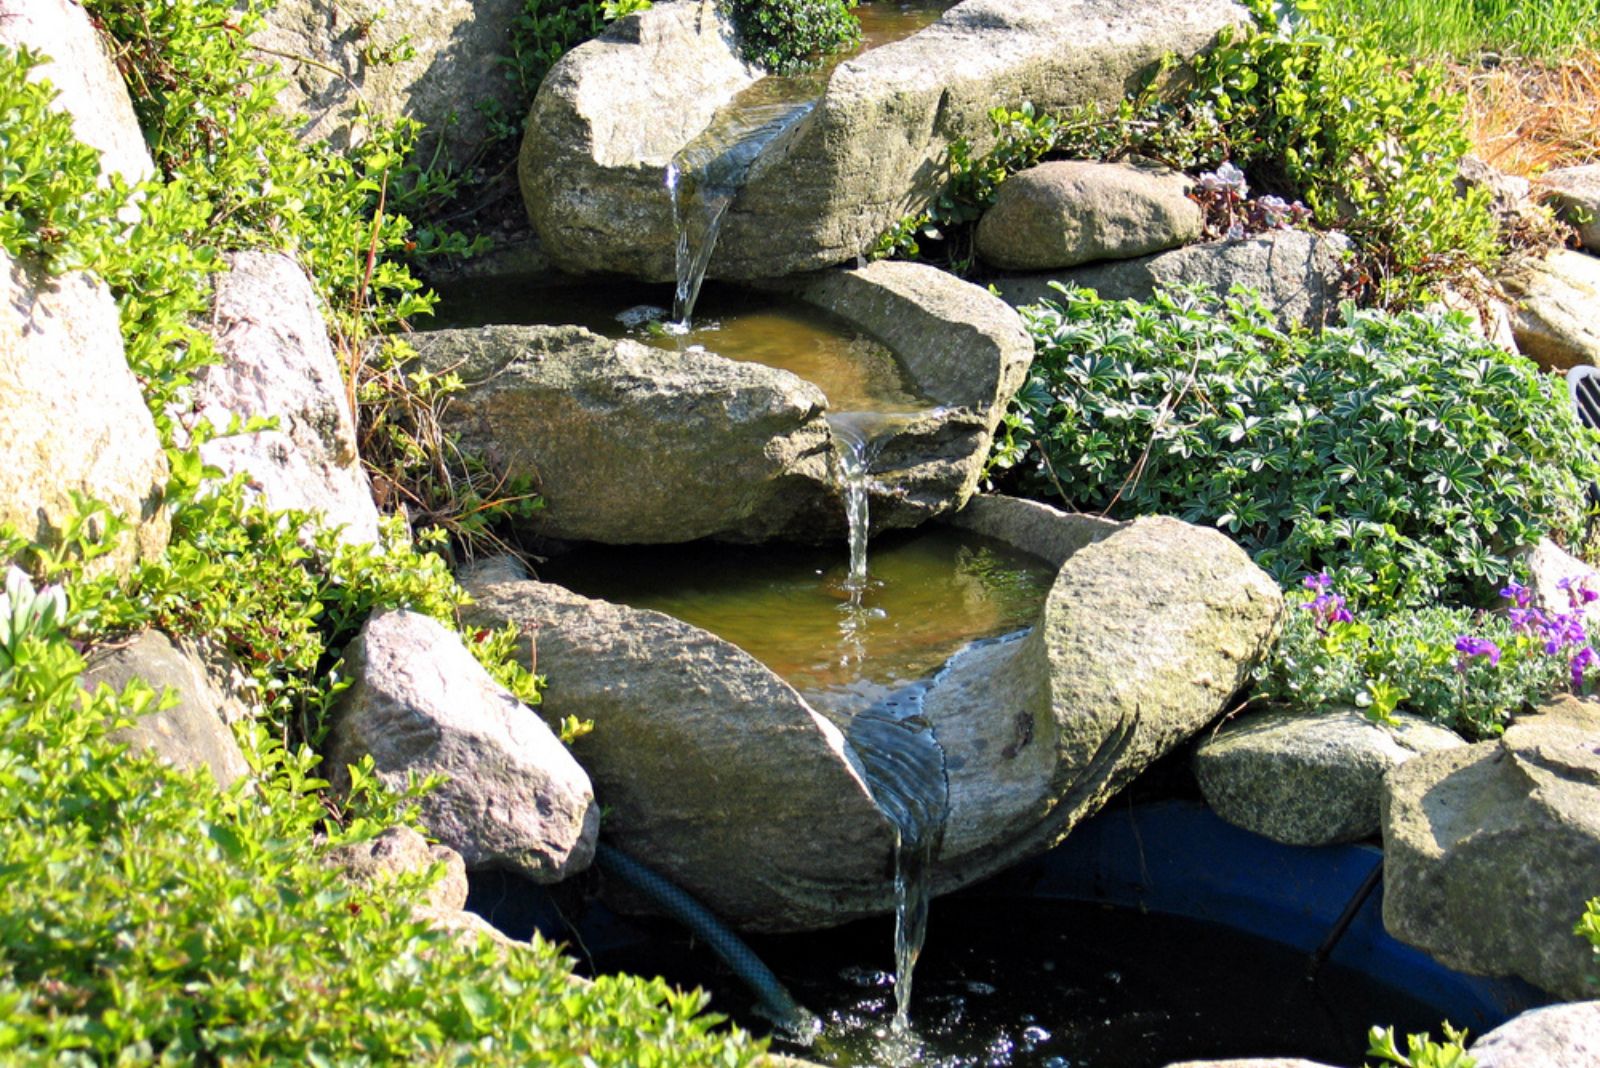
[826,410,925,593]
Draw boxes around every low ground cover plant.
[991,285,1600,612]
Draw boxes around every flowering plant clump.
[1260,572,1600,739]
[1191,161,1313,239]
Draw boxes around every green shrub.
[1579,898,1600,975]
[876,2,1500,307]
[723,0,861,74]
[1367,1023,1476,1068]
[0,568,762,1066]
[994,285,1600,610]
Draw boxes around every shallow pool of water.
[583,898,1448,1068]
[536,528,1053,716]
[431,280,931,414]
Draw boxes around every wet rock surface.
[992,230,1353,329]
[193,251,380,543]
[976,160,1202,270]
[326,610,598,883]
[1381,698,1600,999]
[1,251,170,577]
[1194,706,1463,846]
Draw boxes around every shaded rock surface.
[326,610,597,883]
[0,0,155,185]
[1469,1000,1600,1068]
[1538,164,1600,251]
[925,507,1284,891]
[458,570,895,932]
[788,261,1033,530]
[1381,701,1600,999]
[976,160,1201,271]
[1501,249,1600,369]
[82,629,251,788]
[524,0,1246,280]
[1,251,169,576]
[328,825,468,911]
[254,0,525,170]
[192,251,380,543]
[1194,706,1463,846]
[411,323,833,544]
[992,230,1353,329]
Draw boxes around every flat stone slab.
[1195,706,1463,846]
[992,230,1353,329]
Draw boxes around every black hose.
[594,842,817,1038]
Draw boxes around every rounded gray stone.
[1469,1001,1600,1068]
[1195,705,1463,846]
[976,160,1202,270]
[1500,249,1600,370]
[1538,164,1600,252]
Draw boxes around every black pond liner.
[469,802,1550,1068]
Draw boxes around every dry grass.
[1449,48,1600,176]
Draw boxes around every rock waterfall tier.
[521,0,1248,281]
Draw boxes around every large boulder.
[411,324,834,544]
[523,0,1248,281]
[1501,249,1600,369]
[0,251,169,576]
[252,0,526,170]
[0,0,154,185]
[190,251,380,543]
[927,501,1284,890]
[81,629,252,788]
[976,160,1202,271]
[1469,1001,1600,1068]
[1193,706,1463,846]
[1381,700,1600,999]
[992,230,1354,329]
[1537,164,1600,252]
[326,610,598,883]
[458,571,897,932]
[462,496,1282,928]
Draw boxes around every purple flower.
[1455,635,1501,666]
[1573,647,1598,690]
[1499,580,1532,609]
[1303,571,1333,591]
[1558,575,1600,609]
[1299,574,1353,633]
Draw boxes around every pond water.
[431,280,931,414]
[582,898,1448,1068]
[537,527,1054,719]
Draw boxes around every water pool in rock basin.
[580,898,1448,1068]
[536,528,1055,719]
[430,279,932,415]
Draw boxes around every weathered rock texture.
[1469,1000,1600,1068]
[1194,706,1463,846]
[523,0,1247,280]
[976,160,1201,270]
[326,610,597,883]
[1517,537,1600,613]
[0,0,154,185]
[992,230,1353,329]
[927,503,1284,890]
[790,261,1034,529]
[1501,250,1600,369]
[1,251,169,576]
[193,251,379,543]
[328,825,469,911]
[459,572,896,932]
[1381,703,1600,999]
[1538,164,1600,251]
[253,0,526,170]
[412,324,834,544]
[82,629,251,788]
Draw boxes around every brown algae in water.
[536,527,1055,716]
